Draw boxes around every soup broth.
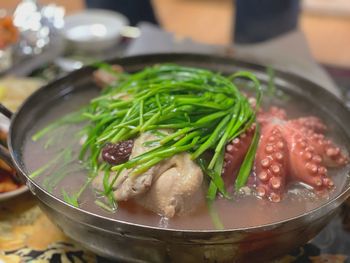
[22,86,350,231]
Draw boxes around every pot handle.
[344,94,350,110]
[0,103,13,119]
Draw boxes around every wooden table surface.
[3,0,350,67]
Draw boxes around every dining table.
[1,190,350,263]
[0,11,350,263]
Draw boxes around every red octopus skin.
[283,125,333,191]
[253,107,348,202]
[254,123,288,202]
[223,106,349,202]
[221,102,283,189]
[288,116,327,134]
[304,131,348,167]
[222,124,256,189]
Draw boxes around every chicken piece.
[112,132,168,200]
[93,131,205,218]
[136,153,205,218]
[92,132,161,195]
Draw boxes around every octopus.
[223,106,349,202]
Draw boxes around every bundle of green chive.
[34,63,262,201]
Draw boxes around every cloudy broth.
[22,87,350,230]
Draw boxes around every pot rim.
[8,53,350,234]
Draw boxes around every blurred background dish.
[0,77,44,112]
[0,13,19,73]
[62,9,129,52]
[0,180,27,201]
[0,1,65,77]
[0,76,43,201]
[0,142,27,202]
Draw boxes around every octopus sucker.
[323,178,334,187]
[224,106,349,202]
[305,162,318,174]
[275,152,284,161]
[254,124,287,199]
[271,164,280,174]
[265,145,274,154]
[258,171,268,181]
[261,158,271,168]
[269,192,281,203]
[270,176,282,189]
[226,144,234,152]
[302,151,312,161]
[256,186,266,197]
[312,155,322,164]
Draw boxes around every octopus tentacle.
[286,128,334,190]
[255,124,288,202]
[268,106,287,120]
[224,106,348,202]
[306,132,349,167]
[289,116,327,134]
[258,106,287,125]
[222,124,256,188]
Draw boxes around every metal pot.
[1,54,349,262]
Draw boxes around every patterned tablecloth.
[1,191,350,263]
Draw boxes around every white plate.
[63,9,129,52]
[0,185,28,201]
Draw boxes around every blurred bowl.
[0,185,27,201]
[62,9,129,52]
[0,77,43,201]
